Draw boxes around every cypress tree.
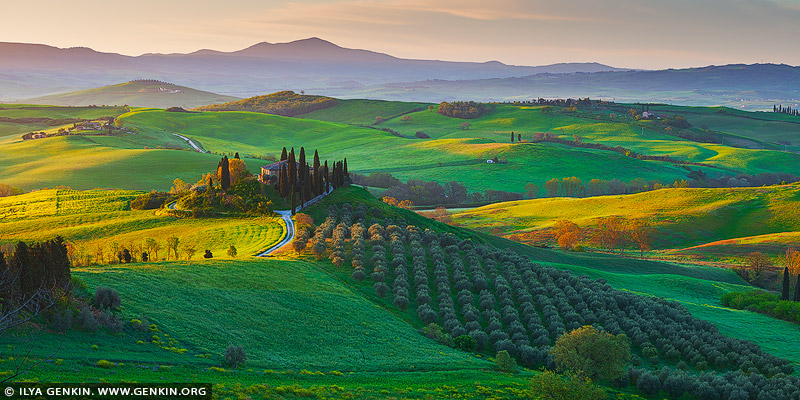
[288,148,297,186]
[299,147,307,183]
[290,184,296,215]
[279,163,289,198]
[343,158,348,177]
[220,156,230,190]
[324,161,329,193]
[518,133,521,142]
[234,152,240,159]
[511,132,514,143]
[299,181,305,209]
[782,267,791,301]
[313,150,321,196]
[794,274,800,302]
[280,147,288,161]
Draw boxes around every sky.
[2,0,800,69]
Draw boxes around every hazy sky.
[2,0,799,69]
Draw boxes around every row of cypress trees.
[773,105,800,117]
[275,146,349,214]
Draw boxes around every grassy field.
[301,98,430,125]
[451,184,800,253]
[20,81,240,109]
[0,189,285,259]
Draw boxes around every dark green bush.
[224,345,247,368]
[94,286,121,310]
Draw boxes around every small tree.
[204,250,213,259]
[782,267,791,300]
[495,350,517,373]
[745,252,772,279]
[524,183,539,199]
[227,245,237,258]
[549,326,631,381]
[554,220,581,250]
[183,245,197,260]
[627,220,653,257]
[459,121,471,130]
[401,115,412,124]
[224,345,247,368]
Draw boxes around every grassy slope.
[118,108,726,192]
[378,105,800,175]
[20,82,240,109]
[301,99,430,125]
[0,134,269,191]
[305,187,800,367]
[451,185,800,251]
[0,189,285,258]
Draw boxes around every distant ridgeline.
[774,104,799,117]
[195,91,338,117]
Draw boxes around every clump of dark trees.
[307,203,800,399]
[0,238,123,334]
[774,105,800,117]
[721,268,800,325]
[351,172,521,206]
[268,146,349,214]
[437,101,489,119]
[196,91,338,117]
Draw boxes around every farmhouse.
[258,160,313,183]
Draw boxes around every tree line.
[270,146,349,214]
[351,172,522,207]
[0,238,71,330]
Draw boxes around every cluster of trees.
[196,91,337,117]
[0,183,24,197]
[271,147,348,214]
[529,98,595,106]
[351,172,521,206]
[298,203,800,398]
[549,217,652,256]
[437,101,487,119]
[774,104,800,117]
[0,238,71,329]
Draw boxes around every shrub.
[203,250,213,259]
[52,309,72,332]
[224,345,247,368]
[227,245,237,257]
[495,350,517,373]
[415,131,430,139]
[94,286,121,310]
[453,334,477,352]
[97,360,115,369]
[636,371,661,396]
[374,282,389,297]
[530,370,606,400]
[77,307,99,331]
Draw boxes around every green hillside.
[195,90,337,116]
[301,98,430,125]
[451,185,800,256]
[21,80,240,108]
[0,104,127,143]
[0,189,285,259]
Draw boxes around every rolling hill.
[20,80,240,108]
[450,184,800,259]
